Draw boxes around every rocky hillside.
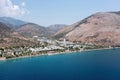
[54,11,120,46]
[17,23,50,38]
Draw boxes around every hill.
[54,11,120,46]
[17,23,50,38]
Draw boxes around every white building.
[63,38,66,47]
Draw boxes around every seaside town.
[0,36,107,60]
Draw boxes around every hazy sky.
[0,0,120,26]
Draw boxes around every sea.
[0,48,120,80]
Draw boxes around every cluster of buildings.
[31,36,85,52]
[0,36,89,59]
[30,45,64,53]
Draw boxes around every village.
[0,36,107,60]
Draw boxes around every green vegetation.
[84,45,107,50]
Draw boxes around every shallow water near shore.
[0,48,120,80]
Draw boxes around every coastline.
[0,47,119,61]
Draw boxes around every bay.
[0,48,120,80]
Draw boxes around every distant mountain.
[54,11,120,46]
[48,24,67,34]
[17,23,50,38]
[0,22,12,38]
[0,17,26,29]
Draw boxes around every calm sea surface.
[0,48,120,80]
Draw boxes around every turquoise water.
[0,48,120,80]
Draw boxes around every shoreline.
[0,47,119,61]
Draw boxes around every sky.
[0,0,120,26]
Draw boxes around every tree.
[74,47,80,51]
[69,46,74,51]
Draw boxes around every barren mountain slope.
[54,12,120,46]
